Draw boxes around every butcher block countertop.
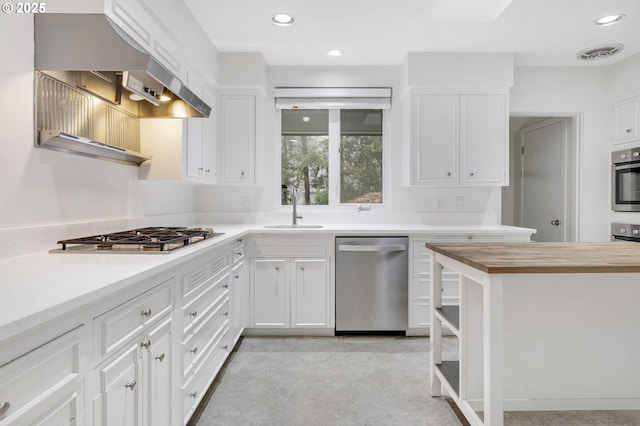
[425,242,640,274]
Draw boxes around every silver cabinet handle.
[237,238,243,243]
[205,169,211,173]
[338,244,406,252]
[141,309,152,317]
[222,284,229,289]
[155,353,165,362]
[469,172,475,177]
[222,311,229,317]
[551,219,561,226]
[189,391,198,398]
[190,310,198,317]
[275,266,280,271]
[222,345,229,350]
[140,340,151,350]
[0,402,10,418]
[300,266,305,271]
[125,381,136,390]
[198,167,203,171]
[627,128,633,134]
[447,172,452,176]
[234,274,239,279]
[190,347,198,354]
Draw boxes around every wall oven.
[612,148,640,212]
[611,223,640,242]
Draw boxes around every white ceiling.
[183,0,640,67]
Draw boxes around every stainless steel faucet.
[290,185,303,225]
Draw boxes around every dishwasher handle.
[338,244,407,253]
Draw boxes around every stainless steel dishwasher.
[335,236,408,334]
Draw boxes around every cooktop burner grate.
[54,226,223,253]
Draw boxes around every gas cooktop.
[51,227,223,254]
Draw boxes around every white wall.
[0,10,199,254]
[509,67,610,241]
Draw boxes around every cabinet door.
[412,95,458,185]
[459,94,507,186]
[291,259,330,327]
[144,317,172,426]
[96,344,141,426]
[220,95,255,184]
[201,85,217,182]
[185,70,205,179]
[251,259,288,327]
[231,261,246,343]
[613,97,639,143]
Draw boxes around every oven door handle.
[613,162,640,171]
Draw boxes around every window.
[280,109,384,206]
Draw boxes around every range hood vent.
[39,130,151,166]
[34,13,211,119]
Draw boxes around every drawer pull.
[236,252,243,256]
[222,284,229,289]
[155,353,165,362]
[222,311,229,317]
[221,345,229,350]
[189,391,198,398]
[140,340,151,350]
[190,347,198,354]
[0,402,10,417]
[190,310,198,318]
[234,274,239,279]
[237,238,243,243]
[125,381,137,390]
[140,309,152,317]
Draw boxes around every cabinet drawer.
[181,269,230,335]
[182,253,230,300]
[181,297,229,378]
[252,238,329,257]
[413,277,460,300]
[94,279,174,358]
[412,241,431,258]
[0,327,82,423]
[182,326,230,424]
[231,237,245,265]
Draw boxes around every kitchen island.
[427,242,640,426]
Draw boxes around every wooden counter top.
[425,242,640,274]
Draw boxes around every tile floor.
[193,336,640,426]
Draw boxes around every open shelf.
[435,360,460,397]
[435,306,460,334]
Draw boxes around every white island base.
[428,243,640,426]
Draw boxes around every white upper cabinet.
[220,94,257,185]
[185,69,217,183]
[412,95,458,185]
[459,94,507,186]
[612,96,640,144]
[411,91,508,187]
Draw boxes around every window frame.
[275,108,390,211]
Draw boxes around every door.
[460,94,507,186]
[291,259,329,327]
[412,95,458,185]
[251,259,288,327]
[521,118,568,242]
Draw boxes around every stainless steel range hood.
[34,13,211,119]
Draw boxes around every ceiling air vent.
[577,44,624,61]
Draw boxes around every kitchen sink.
[263,224,323,229]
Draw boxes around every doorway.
[502,115,579,242]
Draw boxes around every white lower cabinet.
[408,233,531,333]
[92,316,173,426]
[0,326,85,426]
[251,258,330,328]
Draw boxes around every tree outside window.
[281,109,383,206]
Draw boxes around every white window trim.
[275,108,391,212]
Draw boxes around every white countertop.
[0,223,533,342]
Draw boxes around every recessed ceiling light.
[326,50,343,57]
[272,13,294,26]
[594,14,625,26]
